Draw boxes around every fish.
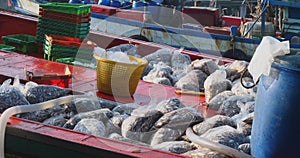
[151,141,193,154]
[71,98,101,113]
[43,114,68,127]
[153,77,172,86]
[73,118,106,137]
[0,86,30,113]
[154,98,186,114]
[18,104,69,122]
[121,109,163,142]
[237,121,252,136]
[231,112,251,124]
[104,112,129,136]
[149,50,191,84]
[150,127,182,146]
[200,125,246,149]
[187,59,219,76]
[218,95,254,117]
[108,133,150,147]
[97,97,119,110]
[110,114,129,128]
[71,97,118,113]
[19,109,52,122]
[233,112,253,137]
[240,112,254,124]
[143,62,176,85]
[0,79,30,112]
[175,70,208,92]
[172,69,187,83]
[238,143,251,155]
[192,115,236,136]
[26,85,70,104]
[63,108,113,129]
[171,52,191,71]
[154,107,204,131]
[239,101,255,114]
[141,61,155,78]
[208,91,234,110]
[204,70,232,103]
[105,119,122,137]
[112,103,139,116]
[225,60,249,81]
[143,48,173,66]
[231,78,256,97]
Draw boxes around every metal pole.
[261,7,266,36]
[242,6,268,38]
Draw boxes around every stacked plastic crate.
[2,34,37,54]
[37,3,93,63]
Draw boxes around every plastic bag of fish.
[0,62,257,158]
[0,77,70,114]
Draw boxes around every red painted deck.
[0,50,216,117]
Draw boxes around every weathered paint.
[90,13,261,58]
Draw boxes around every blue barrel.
[83,0,92,4]
[251,55,300,158]
[121,1,132,9]
[230,25,238,36]
[132,1,146,10]
[110,0,121,7]
[98,0,111,6]
[69,0,82,3]
[147,1,159,6]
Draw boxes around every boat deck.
[0,49,220,157]
[0,10,233,157]
[0,50,216,116]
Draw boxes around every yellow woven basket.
[94,55,148,96]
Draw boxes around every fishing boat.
[5,0,300,61]
[89,0,300,60]
[0,1,297,157]
[0,10,243,157]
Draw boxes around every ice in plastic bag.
[93,47,107,58]
[248,36,290,82]
[108,51,138,64]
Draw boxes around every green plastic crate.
[36,17,90,42]
[44,42,79,52]
[56,57,95,69]
[2,34,38,53]
[37,28,88,39]
[37,25,90,36]
[37,23,90,32]
[38,17,90,29]
[39,3,91,15]
[44,47,77,61]
[45,51,93,61]
[38,28,89,37]
[43,42,93,61]
[0,44,15,51]
[55,57,75,64]
[44,43,93,56]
